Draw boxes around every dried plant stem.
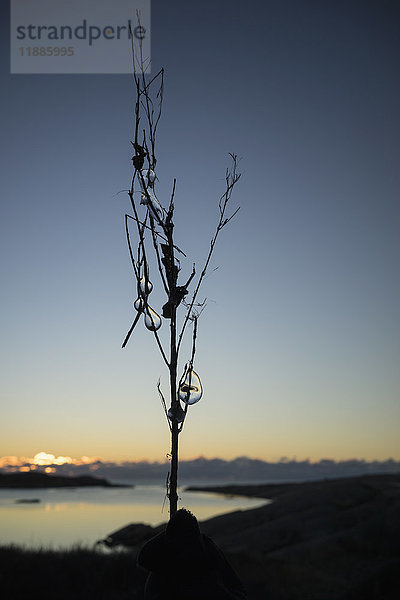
[122,38,240,518]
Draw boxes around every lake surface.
[0,485,267,549]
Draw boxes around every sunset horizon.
[1,2,399,596]
[1,450,400,472]
[1,0,399,525]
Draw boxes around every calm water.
[0,485,267,549]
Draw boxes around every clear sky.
[1,0,399,464]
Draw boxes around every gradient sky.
[1,0,399,464]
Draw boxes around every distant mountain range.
[2,457,398,485]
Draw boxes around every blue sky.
[0,0,399,463]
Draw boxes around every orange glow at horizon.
[0,451,104,470]
[33,452,73,466]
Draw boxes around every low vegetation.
[0,544,146,599]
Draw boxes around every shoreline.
[0,471,132,489]
[185,470,400,499]
[1,473,399,599]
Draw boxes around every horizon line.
[1,451,400,471]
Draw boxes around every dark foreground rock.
[103,473,400,599]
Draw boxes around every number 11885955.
[19,46,74,56]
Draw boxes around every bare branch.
[124,213,139,280]
[177,154,240,352]
[124,191,169,365]
[126,212,187,257]
[149,217,169,294]
[121,310,142,348]
[158,379,172,432]
[150,322,170,367]
[178,317,198,433]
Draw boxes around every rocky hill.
[105,473,400,599]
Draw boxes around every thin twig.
[126,213,186,256]
[121,310,142,348]
[149,216,169,294]
[124,213,139,280]
[178,317,198,432]
[158,379,172,431]
[151,324,170,367]
[126,189,169,366]
[177,155,240,353]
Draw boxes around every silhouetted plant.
[122,34,240,517]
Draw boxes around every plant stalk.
[169,304,179,516]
